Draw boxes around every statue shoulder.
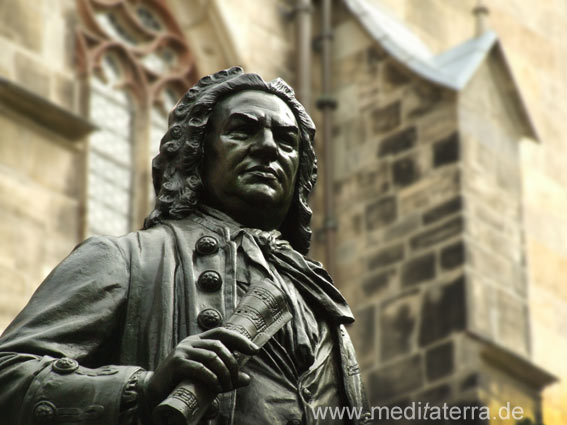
[79,216,224,265]
[303,255,324,268]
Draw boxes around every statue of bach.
[0,67,370,425]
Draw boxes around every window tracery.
[75,0,198,236]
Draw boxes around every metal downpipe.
[317,0,337,277]
[295,0,312,109]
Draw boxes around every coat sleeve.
[0,236,143,425]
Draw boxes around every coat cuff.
[19,356,142,425]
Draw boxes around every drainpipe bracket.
[312,31,334,51]
[293,3,314,14]
[282,2,313,20]
[316,95,338,110]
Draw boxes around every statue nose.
[250,128,278,160]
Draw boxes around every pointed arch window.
[76,0,198,236]
[87,53,134,235]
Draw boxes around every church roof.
[343,0,539,140]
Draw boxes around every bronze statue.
[0,67,369,425]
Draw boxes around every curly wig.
[143,66,318,254]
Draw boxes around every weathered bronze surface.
[0,67,369,425]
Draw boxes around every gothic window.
[88,53,134,236]
[76,0,198,236]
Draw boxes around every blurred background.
[0,0,565,423]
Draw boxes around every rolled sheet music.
[153,281,292,425]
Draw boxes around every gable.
[461,48,537,142]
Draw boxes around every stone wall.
[0,112,84,330]
[168,0,296,83]
[359,2,567,423]
[0,0,78,111]
[460,52,530,356]
[318,6,553,421]
[327,10,466,405]
[0,0,85,331]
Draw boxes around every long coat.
[0,213,369,425]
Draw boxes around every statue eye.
[228,125,254,140]
[276,131,298,151]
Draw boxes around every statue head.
[144,67,317,254]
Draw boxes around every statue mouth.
[244,165,279,181]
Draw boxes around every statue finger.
[192,339,239,385]
[186,347,234,391]
[201,327,259,355]
[236,371,252,388]
[178,359,223,394]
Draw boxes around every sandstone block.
[372,101,401,135]
[383,213,421,243]
[380,290,420,362]
[362,268,396,297]
[433,131,460,167]
[416,383,452,405]
[399,167,460,216]
[383,61,411,89]
[410,216,463,251]
[368,243,404,270]
[54,73,76,111]
[378,126,417,157]
[393,154,420,187]
[460,373,479,391]
[425,340,454,382]
[0,0,44,52]
[401,251,436,287]
[366,196,397,231]
[440,240,465,270]
[419,276,466,346]
[368,354,423,402]
[15,52,50,98]
[422,196,462,225]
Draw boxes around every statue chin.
[219,188,291,230]
[242,184,283,204]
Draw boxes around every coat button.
[301,387,312,402]
[33,401,56,424]
[195,236,219,255]
[198,308,223,330]
[198,270,223,292]
[52,357,79,374]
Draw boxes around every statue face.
[201,90,300,230]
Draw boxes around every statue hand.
[145,328,259,407]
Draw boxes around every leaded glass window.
[141,47,177,74]
[87,54,134,236]
[77,0,198,237]
[136,6,162,31]
[95,12,139,46]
